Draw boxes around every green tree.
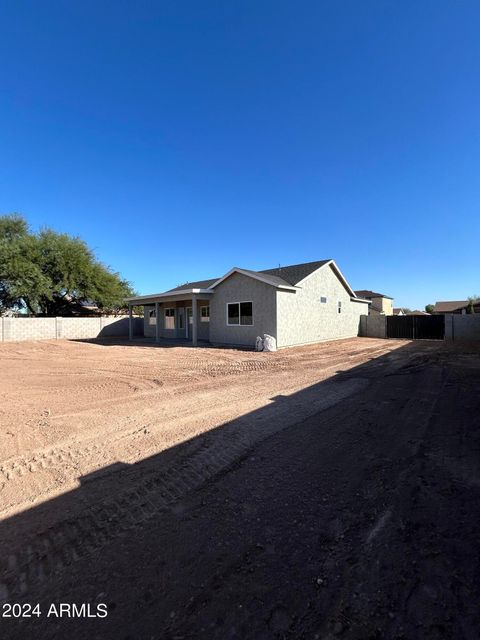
[0,213,134,315]
[466,296,479,314]
[425,304,434,314]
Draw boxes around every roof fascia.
[351,297,371,304]
[125,289,214,303]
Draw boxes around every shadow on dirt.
[69,336,251,350]
[2,340,480,639]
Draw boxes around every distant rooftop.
[354,289,393,300]
[433,300,468,313]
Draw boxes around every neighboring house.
[126,259,370,349]
[406,310,430,316]
[354,290,394,316]
[393,308,406,316]
[433,300,469,315]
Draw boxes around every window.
[200,306,210,322]
[165,308,175,330]
[338,301,342,314]
[227,301,253,326]
[148,309,156,324]
[187,308,193,325]
[320,296,327,304]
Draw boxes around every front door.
[186,307,193,339]
[177,307,186,337]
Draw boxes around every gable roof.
[433,300,468,313]
[209,267,297,291]
[259,260,331,286]
[208,259,358,295]
[355,289,393,300]
[163,260,332,293]
[166,278,218,293]
[126,259,361,303]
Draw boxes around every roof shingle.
[259,260,331,286]
[166,278,218,293]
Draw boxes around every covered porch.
[127,288,214,346]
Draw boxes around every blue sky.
[1,1,479,309]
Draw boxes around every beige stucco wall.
[369,297,393,315]
[275,264,369,348]
[209,272,276,347]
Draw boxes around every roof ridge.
[258,258,331,272]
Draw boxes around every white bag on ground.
[263,334,277,352]
[255,336,264,352]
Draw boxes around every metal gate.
[386,315,444,340]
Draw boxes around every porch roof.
[126,289,214,305]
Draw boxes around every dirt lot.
[1,337,480,639]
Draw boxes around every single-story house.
[354,290,394,316]
[126,259,370,349]
[433,300,480,314]
[393,308,406,316]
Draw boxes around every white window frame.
[226,301,254,327]
[148,308,156,324]
[200,305,210,322]
[165,307,176,330]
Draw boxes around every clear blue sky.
[1,1,479,309]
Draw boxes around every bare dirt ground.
[1,337,480,639]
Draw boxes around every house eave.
[350,297,371,304]
[126,289,214,304]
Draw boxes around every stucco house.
[126,259,370,349]
[354,290,394,316]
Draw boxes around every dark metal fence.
[386,315,444,340]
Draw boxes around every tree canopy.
[0,214,134,315]
[425,304,435,314]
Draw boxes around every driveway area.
[1,337,480,639]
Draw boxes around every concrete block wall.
[2,317,57,342]
[444,314,480,341]
[0,316,143,342]
[359,315,387,338]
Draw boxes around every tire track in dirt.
[0,346,386,516]
[0,378,367,602]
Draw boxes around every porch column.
[128,304,133,341]
[192,295,198,346]
[155,301,160,343]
